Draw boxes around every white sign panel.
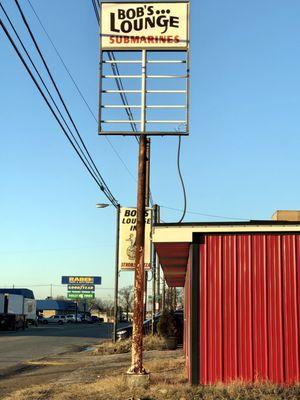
[100,2,189,50]
[119,207,152,271]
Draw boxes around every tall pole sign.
[99,1,190,136]
[99,0,190,377]
[61,276,101,300]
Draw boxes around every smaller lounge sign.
[101,2,189,50]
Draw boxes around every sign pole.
[129,49,147,375]
[144,138,151,319]
[75,300,78,323]
[151,204,158,334]
[113,204,121,343]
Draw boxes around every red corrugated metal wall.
[199,233,300,384]
[184,249,191,381]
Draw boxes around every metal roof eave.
[153,222,300,243]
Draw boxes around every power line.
[26,0,138,184]
[91,1,139,137]
[0,17,117,206]
[0,2,108,195]
[92,1,157,207]
[160,205,250,221]
[14,0,117,206]
[177,136,187,223]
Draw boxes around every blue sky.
[1,0,300,299]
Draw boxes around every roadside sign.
[98,2,190,136]
[67,284,95,292]
[61,276,101,285]
[67,292,95,300]
[119,207,152,271]
[100,2,189,50]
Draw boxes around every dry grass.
[95,335,168,355]
[3,349,300,400]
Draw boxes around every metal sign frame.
[98,1,190,136]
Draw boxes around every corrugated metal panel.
[199,233,300,384]
[184,250,191,381]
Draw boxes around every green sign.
[67,292,95,299]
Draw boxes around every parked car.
[37,315,46,324]
[116,310,183,342]
[81,315,93,323]
[42,315,67,325]
[65,314,83,322]
[91,316,101,323]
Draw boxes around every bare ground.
[0,342,299,400]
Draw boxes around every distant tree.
[90,298,114,316]
[119,285,134,320]
[55,295,67,300]
[176,288,184,309]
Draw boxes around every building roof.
[153,221,300,287]
[0,288,35,299]
[36,299,76,311]
[153,221,300,243]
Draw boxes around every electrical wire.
[91,1,139,137]
[15,0,113,206]
[160,205,250,221]
[25,0,138,185]
[177,136,187,223]
[0,2,107,195]
[107,51,139,135]
[14,0,117,206]
[0,18,117,206]
[92,0,156,207]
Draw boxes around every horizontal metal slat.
[101,120,141,123]
[147,75,187,79]
[101,105,141,108]
[102,90,141,93]
[102,75,141,78]
[147,90,186,93]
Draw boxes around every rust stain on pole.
[129,134,147,374]
[128,49,147,375]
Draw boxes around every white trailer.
[24,298,37,326]
[0,293,26,330]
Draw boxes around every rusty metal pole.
[156,206,161,311]
[128,49,147,375]
[151,204,157,334]
[113,204,120,343]
[144,138,150,320]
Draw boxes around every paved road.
[0,323,113,373]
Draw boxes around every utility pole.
[156,206,161,312]
[128,50,147,375]
[144,138,150,320]
[151,205,158,334]
[113,204,121,342]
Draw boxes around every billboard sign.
[67,284,95,292]
[100,2,189,50]
[119,207,152,270]
[67,292,95,300]
[61,276,101,285]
